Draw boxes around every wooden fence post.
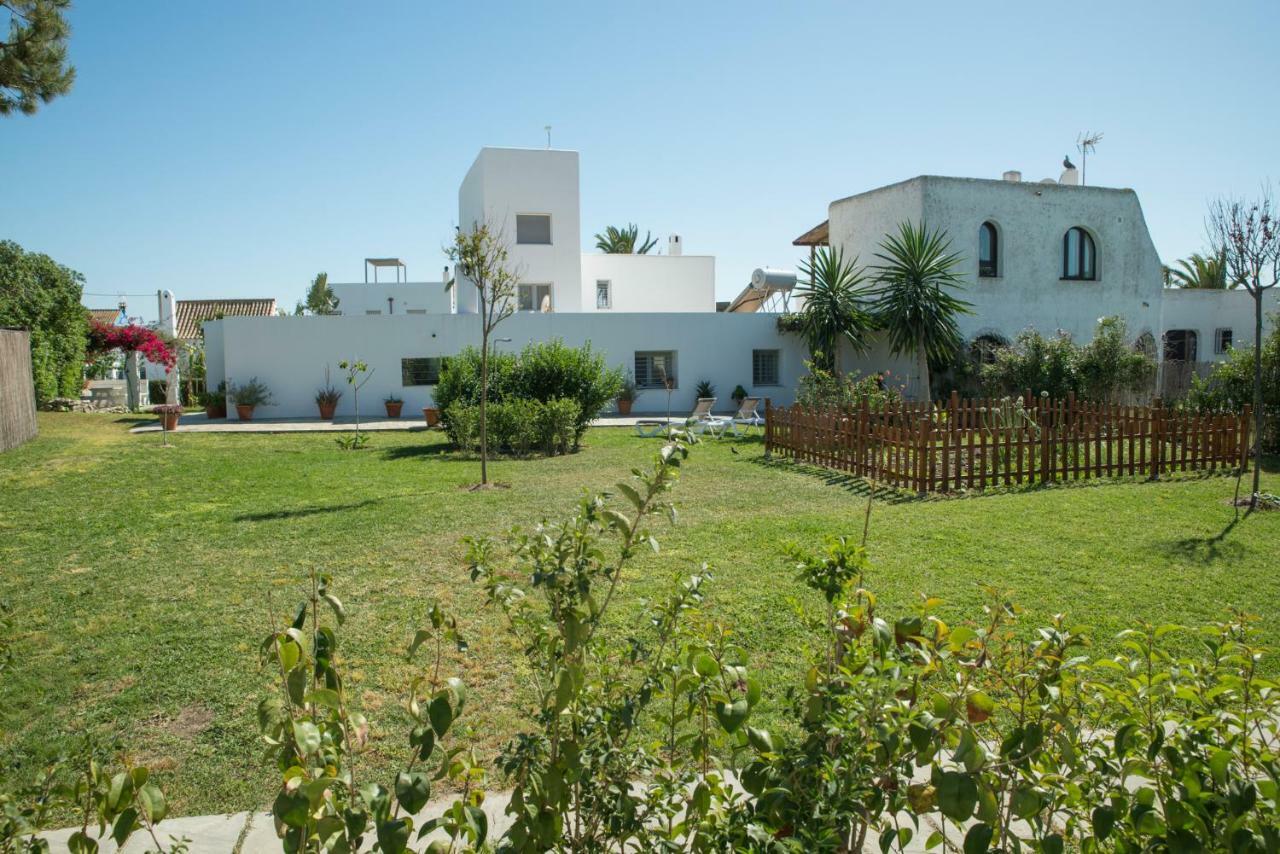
[1151,397,1163,481]
[764,398,772,459]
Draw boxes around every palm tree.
[1168,251,1231,289]
[869,221,973,400]
[594,224,658,254]
[792,246,873,372]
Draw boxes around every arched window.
[1062,227,1096,280]
[978,222,998,277]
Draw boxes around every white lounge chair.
[728,397,764,436]
[685,397,729,438]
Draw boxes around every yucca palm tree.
[594,224,658,254]
[1168,251,1232,289]
[792,246,873,372]
[869,221,973,400]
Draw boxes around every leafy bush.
[1187,312,1279,451]
[981,317,1154,402]
[436,341,620,453]
[796,361,902,412]
[446,397,581,456]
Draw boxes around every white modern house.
[202,147,1277,419]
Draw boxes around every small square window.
[401,357,444,386]
[365,310,382,315]
[752,349,780,386]
[516,214,552,245]
[596,280,612,310]
[1215,328,1233,354]
[405,308,427,315]
[634,351,676,389]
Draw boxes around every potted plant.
[731,384,748,406]
[384,393,403,418]
[201,381,228,419]
[422,402,441,427]
[695,379,716,400]
[152,403,182,432]
[230,377,273,421]
[316,367,342,420]
[617,372,636,415]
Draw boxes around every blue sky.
[3,1,1277,322]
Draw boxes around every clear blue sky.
[2,1,1276,322]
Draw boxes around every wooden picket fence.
[764,392,1251,493]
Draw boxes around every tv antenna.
[544,125,552,149]
[1076,131,1103,185]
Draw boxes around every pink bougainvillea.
[87,318,178,372]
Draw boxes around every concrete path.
[130,413,693,434]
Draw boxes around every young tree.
[1207,188,1280,507]
[447,223,517,485]
[295,271,338,315]
[594,224,658,254]
[0,0,75,116]
[791,245,873,373]
[869,221,972,400]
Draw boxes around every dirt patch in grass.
[145,705,215,741]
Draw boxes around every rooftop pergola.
[364,258,407,283]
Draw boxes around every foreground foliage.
[981,317,1155,403]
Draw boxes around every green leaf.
[428,693,453,737]
[137,783,167,824]
[67,831,98,854]
[693,653,719,678]
[322,593,346,625]
[394,771,431,814]
[465,804,489,846]
[714,699,750,734]
[377,818,412,854]
[292,721,322,755]
[746,726,774,753]
[1010,787,1041,820]
[305,688,342,710]
[110,808,139,846]
[1209,747,1231,786]
[1092,806,1115,840]
[963,823,993,854]
[410,725,436,761]
[616,482,644,511]
[287,666,307,706]
[936,771,978,822]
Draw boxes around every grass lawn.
[1,413,1277,817]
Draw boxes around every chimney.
[1059,166,1080,186]
[1002,170,1022,182]
[668,234,682,256]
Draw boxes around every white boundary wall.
[203,313,900,420]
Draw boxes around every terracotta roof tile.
[176,299,277,341]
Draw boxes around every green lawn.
[1,413,1277,817]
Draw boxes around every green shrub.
[1075,316,1155,401]
[982,328,1080,399]
[443,402,479,451]
[1188,313,1279,451]
[436,341,619,454]
[796,361,902,411]
[535,397,580,455]
[510,340,622,444]
[433,347,517,416]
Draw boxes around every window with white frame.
[401,357,444,386]
[516,214,552,245]
[634,351,676,389]
[1215,328,1233,354]
[365,309,382,315]
[596,280,612,309]
[752,349,780,386]
[517,283,553,312]
[405,308,427,315]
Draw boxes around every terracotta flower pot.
[236,404,256,421]
[617,398,633,415]
[205,403,227,419]
[385,401,403,418]
[422,406,440,427]
[318,401,337,420]
[160,411,180,431]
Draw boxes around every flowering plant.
[87,319,178,373]
[150,404,183,415]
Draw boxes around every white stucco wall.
[829,176,1165,347]
[579,254,716,312]
[205,313,826,419]
[1160,288,1279,360]
[457,148,583,313]
[330,281,453,316]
